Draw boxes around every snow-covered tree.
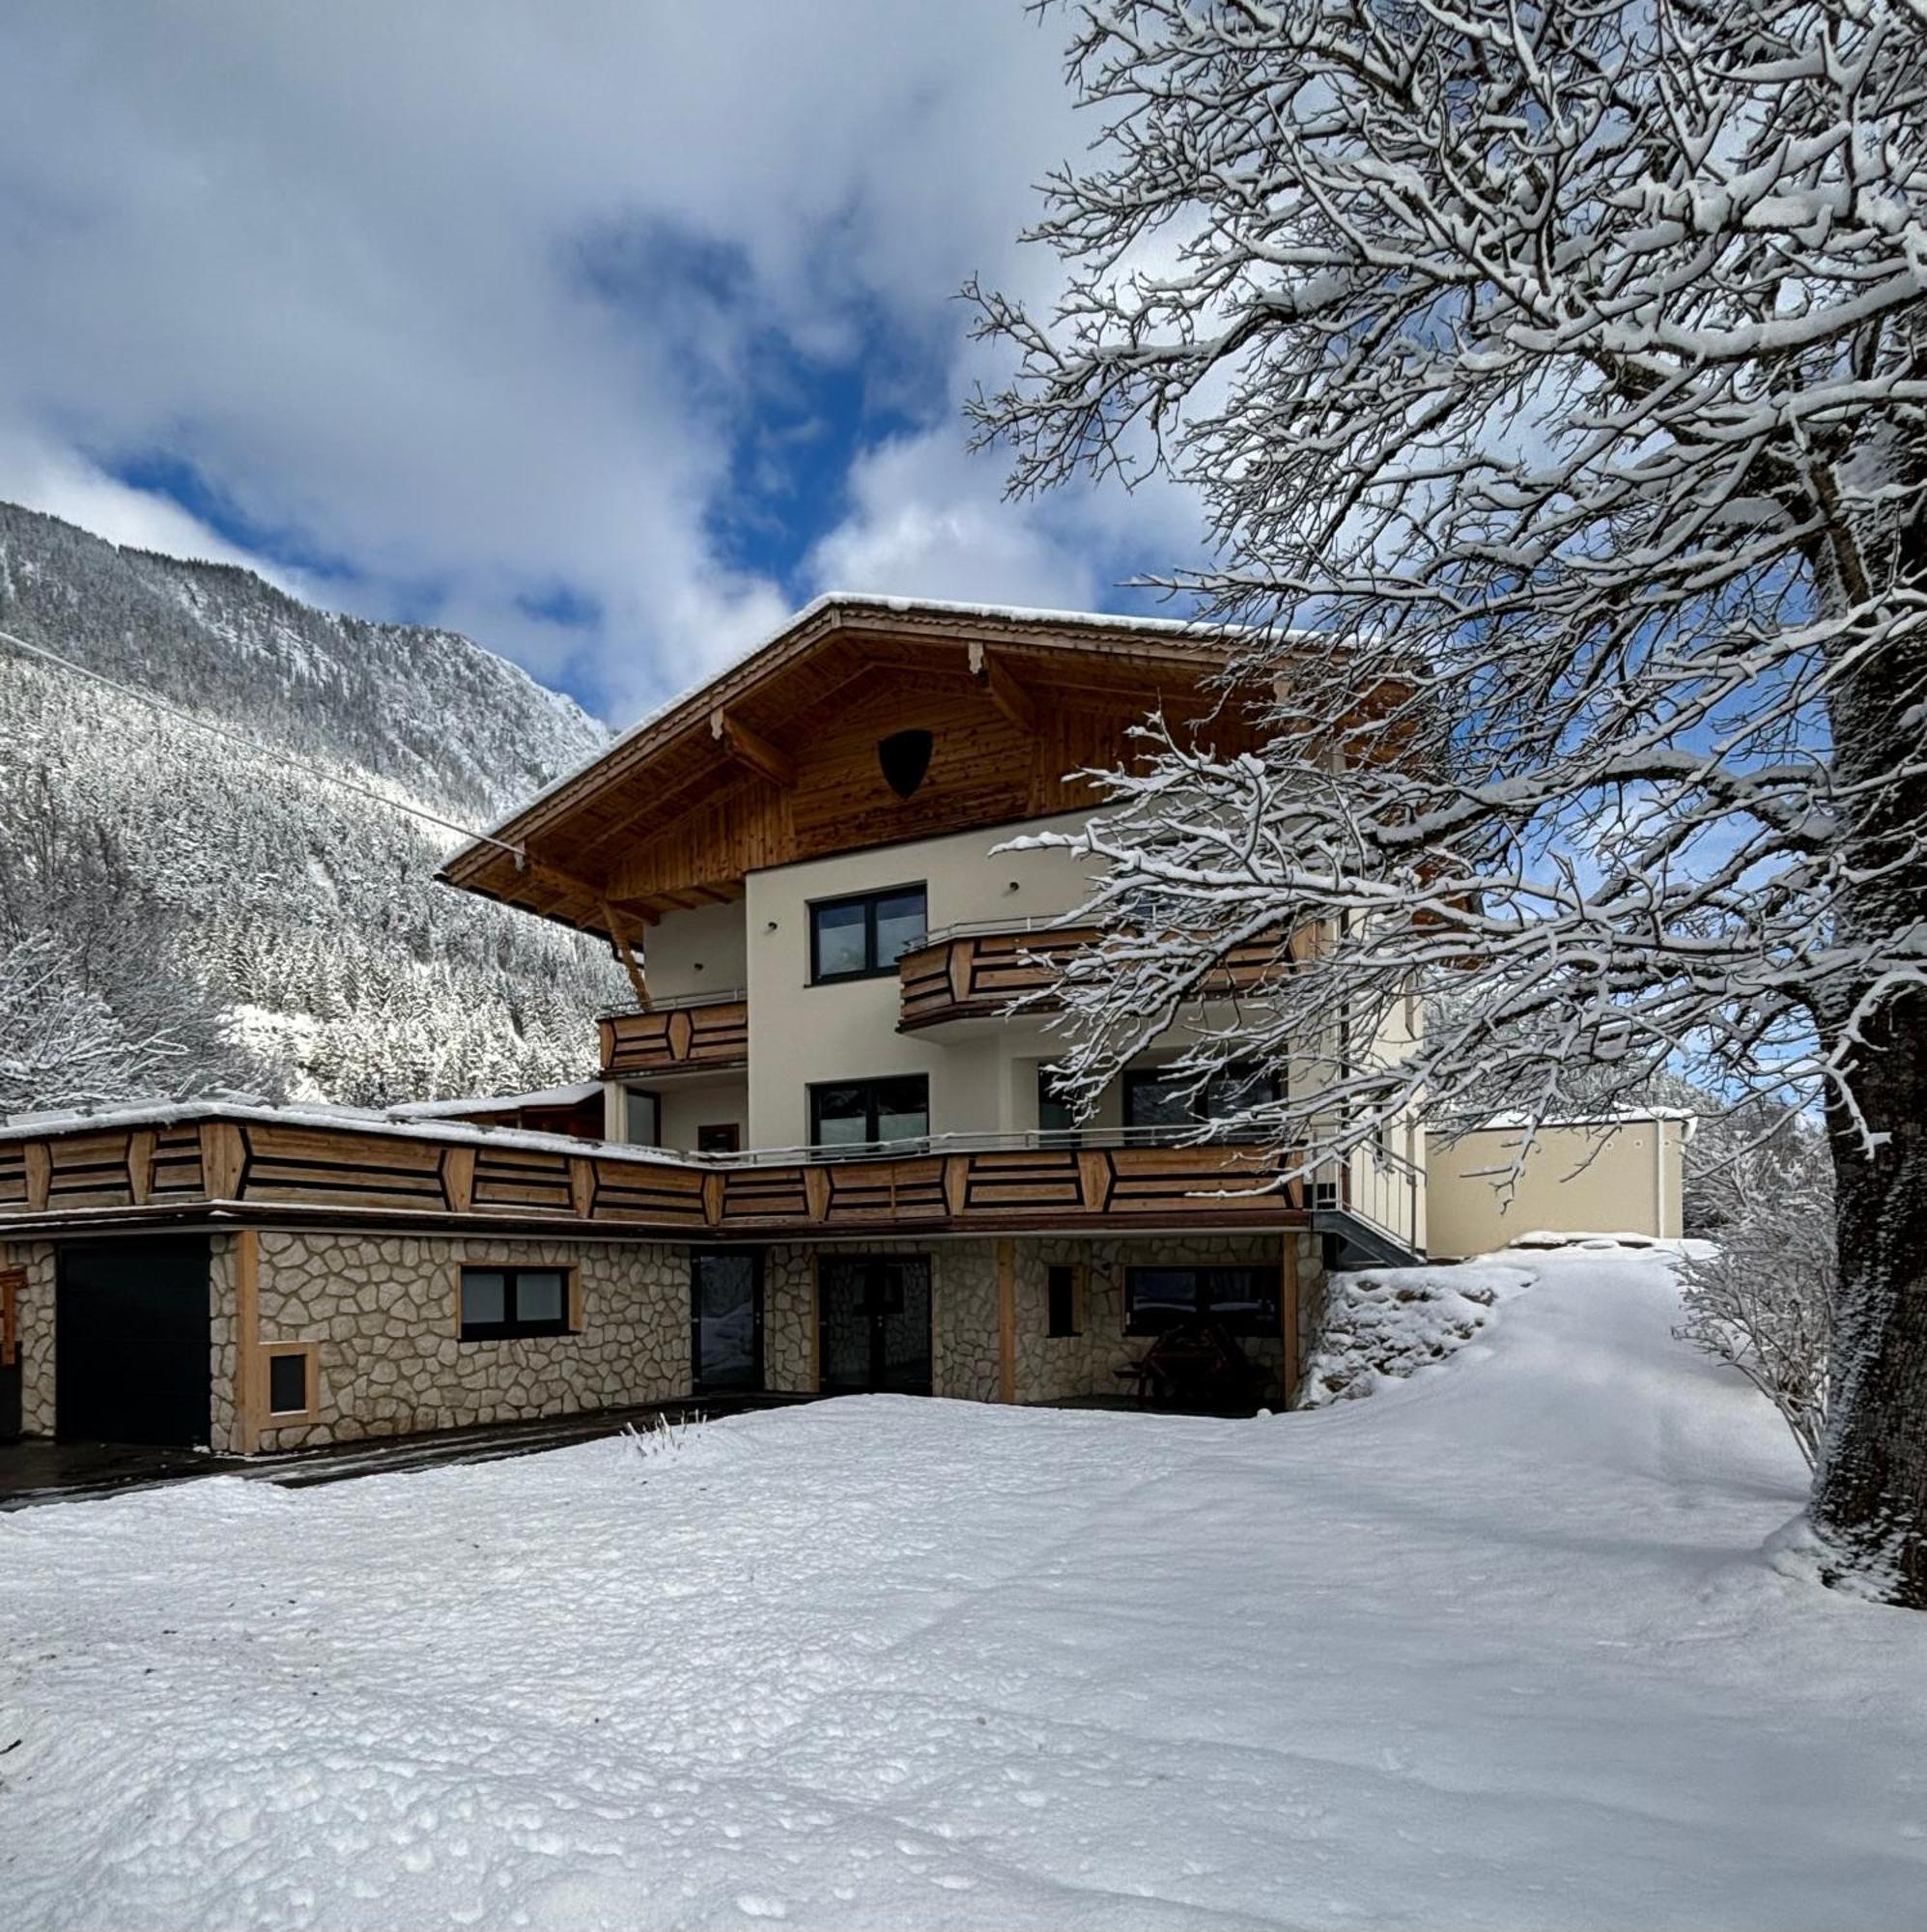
[1679,1122,1834,1466]
[970,1,1927,1603]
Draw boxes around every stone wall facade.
[252,1231,690,1452]
[5,1238,58,1438]
[759,1229,1325,1407]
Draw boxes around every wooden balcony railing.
[898,923,1284,1032]
[0,1112,1307,1239]
[598,992,748,1077]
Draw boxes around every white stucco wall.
[642,902,749,1003]
[742,809,1107,1149]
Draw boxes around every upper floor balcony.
[598,989,749,1079]
[896,921,1285,1035]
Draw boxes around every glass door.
[691,1250,763,1395]
[817,1256,932,1396]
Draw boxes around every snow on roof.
[386,1081,605,1119]
[0,1096,683,1167]
[458,591,1246,849]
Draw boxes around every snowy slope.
[0,503,627,1108]
[3,1250,1923,1929]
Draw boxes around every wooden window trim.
[259,1341,322,1426]
[808,883,927,984]
[454,1263,583,1342]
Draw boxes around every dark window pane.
[1126,1267,1201,1332]
[1037,1065,1075,1135]
[1124,1071,1194,1131]
[267,1351,308,1415]
[1047,1265,1078,1338]
[812,1084,872,1147]
[812,899,869,979]
[463,1269,506,1328]
[516,1270,566,1326]
[1203,1267,1277,1331]
[872,889,927,965]
[873,1078,928,1143]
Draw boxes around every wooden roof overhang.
[437,597,1253,946]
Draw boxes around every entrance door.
[0,1267,22,1443]
[692,1249,763,1395]
[817,1256,932,1396]
[56,1238,212,1445]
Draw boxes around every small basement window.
[268,1350,308,1415]
[460,1266,575,1340]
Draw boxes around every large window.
[809,1075,930,1149]
[809,885,927,983]
[624,1088,661,1147]
[1124,1265,1280,1336]
[460,1265,574,1340]
[1123,1061,1280,1138]
[1037,1064,1076,1138]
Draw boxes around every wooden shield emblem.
[877,728,934,800]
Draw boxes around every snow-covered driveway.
[5,1250,1925,1930]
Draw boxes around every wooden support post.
[440,1146,475,1214]
[1281,1230,1302,1410]
[603,901,650,1008]
[22,1143,49,1213]
[997,1236,1017,1405]
[128,1129,156,1206]
[234,1228,262,1456]
[710,707,797,789]
[198,1122,244,1202]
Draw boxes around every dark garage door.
[57,1238,213,1446]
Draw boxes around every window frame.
[808,883,928,984]
[623,1087,662,1147]
[260,1340,322,1424]
[1123,1264,1282,1337]
[808,1073,932,1150]
[457,1264,581,1342]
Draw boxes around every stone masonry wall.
[253,1232,689,1451]
[6,1239,57,1437]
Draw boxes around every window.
[809,885,927,982]
[1046,1264,1081,1338]
[809,1075,930,1149]
[1123,1061,1280,1138]
[267,1350,308,1415]
[624,1088,661,1147]
[697,1122,741,1153]
[1124,1265,1280,1336]
[460,1266,574,1340]
[1036,1064,1076,1138]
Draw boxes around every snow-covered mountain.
[0,501,628,1113]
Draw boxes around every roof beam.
[969,642,1038,736]
[710,707,795,789]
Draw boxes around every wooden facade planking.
[599,1000,749,1078]
[899,926,1295,1031]
[440,602,1262,937]
[0,1117,1305,1240]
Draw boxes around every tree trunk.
[1812,990,1927,1606]
[1807,491,1927,1606]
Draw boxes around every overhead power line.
[0,622,526,862]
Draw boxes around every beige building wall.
[1425,1117,1689,1259]
[743,808,1107,1148]
[642,901,749,1004]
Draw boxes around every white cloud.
[0,3,1205,724]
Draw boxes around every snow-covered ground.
[6,1247,1926,1930]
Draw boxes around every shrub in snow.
[1302,1264,1533,1407]
[1678,1131,1834,1469]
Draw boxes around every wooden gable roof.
[437,595,1261,943]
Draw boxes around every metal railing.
[597,986,748,1021]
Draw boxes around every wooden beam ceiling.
[711,707,796,789]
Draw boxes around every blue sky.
[0,4,1206,725]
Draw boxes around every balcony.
[0,1113,1317,1239]
[897,922,1284,1034]
[598,990,748,1078]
